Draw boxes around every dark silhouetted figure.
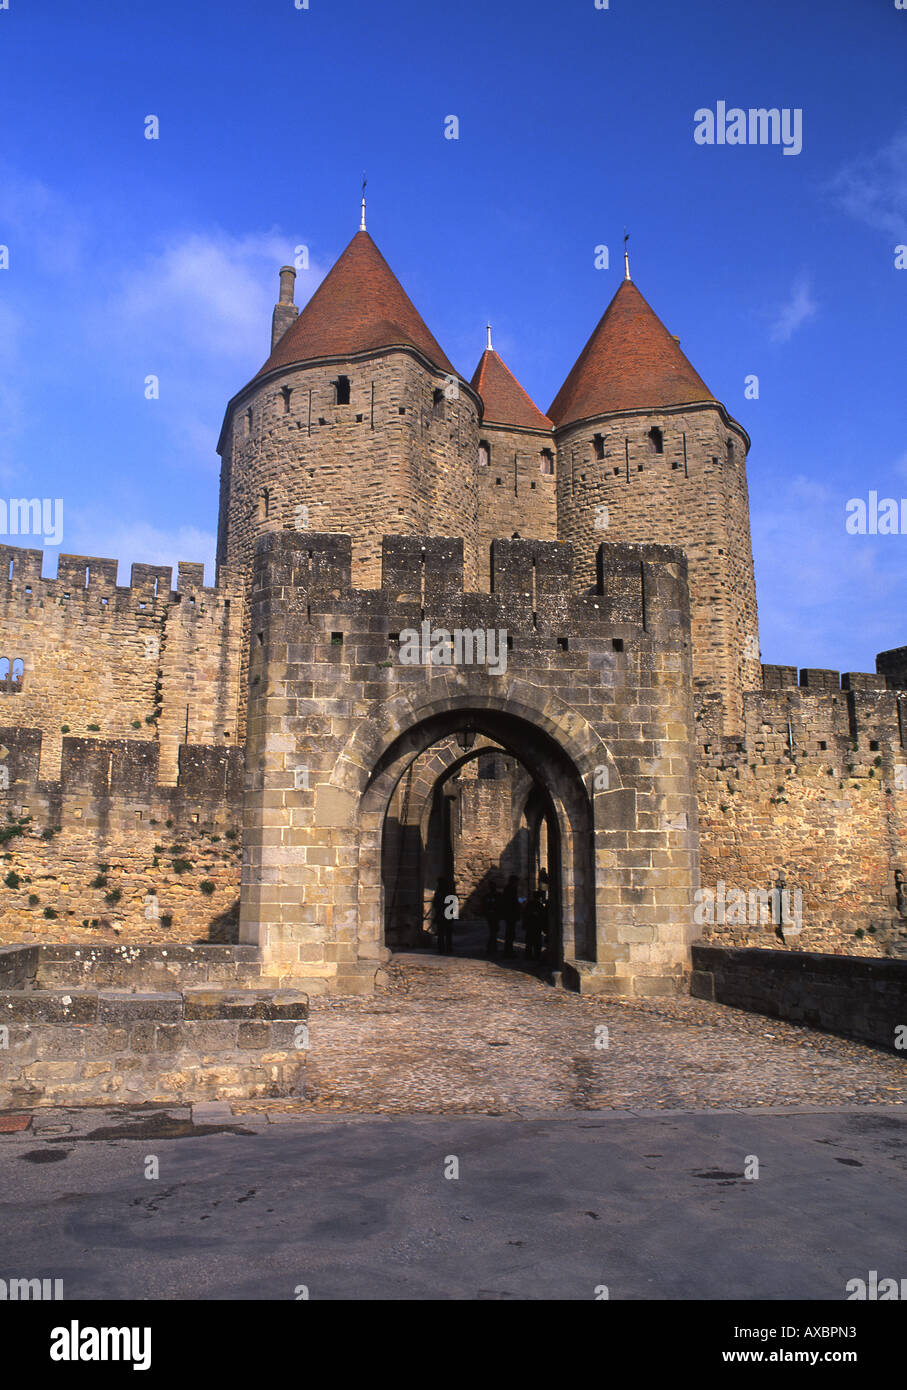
[433,875,456,954]
[501,874,521,957]
[481,882,501,956]
[524,889,548,962]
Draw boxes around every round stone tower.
[469,329,557,588]
[549,265,760,729]
[215,226,482,592]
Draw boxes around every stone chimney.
[270,265,299,352]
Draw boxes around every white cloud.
[114,231,300,365]
[751,471,904,667]
[0,166,328,476]
[826,130,907,239]
[769,276,817,343]
[0,169,88,274]
[100,230,328,471]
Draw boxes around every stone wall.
[453,765,528,916]
[695,667,907,956]
[0,975,308,1107]
[0,942,267,990]
[691,943,907,1053]
[0,729,243,946]
[555,403,760,728]
[0,546,243,784]
[477,422,557,586]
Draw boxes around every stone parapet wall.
[0,942,268,991]
[0,982,308,1107]
[690,943,907,1053]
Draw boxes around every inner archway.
[381,736,562,966]
[360,705,597,969]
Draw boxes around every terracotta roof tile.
[470,349,553,432]
[256,230,456,378]
[548,280,714,427]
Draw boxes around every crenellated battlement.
[0,548,245,784]
[0,727,244,801]
[762,664,891,694]
[697,679,907,767]
[250,531,692,646]
[694,672,907,956]
[0,544,240,610]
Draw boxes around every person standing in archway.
[501,874,521,958]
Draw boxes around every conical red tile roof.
[548,279,715,427]
[471,348,553,432]
[256,230,457,378]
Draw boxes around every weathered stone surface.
[96,991,182,1023]
[692,944,907,1053]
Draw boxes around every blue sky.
[0,0,905,672]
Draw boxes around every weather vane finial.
[623,228,631,281]
[360,174,367,232]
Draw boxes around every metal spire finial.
[623,229,631,281]
[360,175,367,232]
[486,323,493,352]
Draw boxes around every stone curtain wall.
[0,729,243,946]
[695,668,907,955]
[555,403,760,728]
[0,545,243,785]
[240,530,700,997]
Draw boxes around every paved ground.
[0,1104,904,1299]
[287,947,907,1115]
[1,949,904,1301]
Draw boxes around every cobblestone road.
[237,947,906,1117]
